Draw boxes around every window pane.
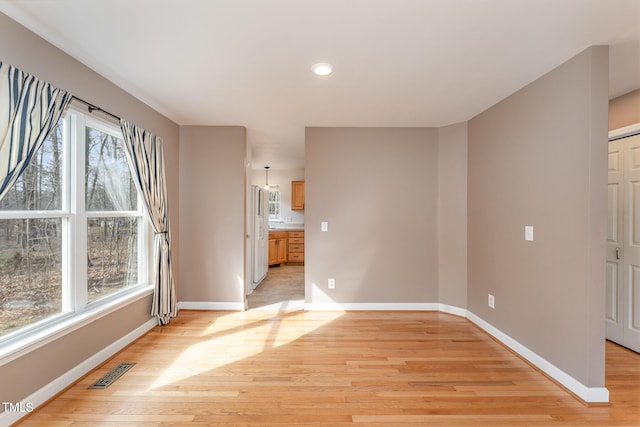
[0,218,63,337]
[0,121,64,211]
[86,127,137,211]
[268,188,281,220]
[87,217,139,303]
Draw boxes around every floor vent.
[89,362,135,389]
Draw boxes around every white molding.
[609,122,640,140]
[466,311,609,403]
[303,302,464,314]
[437,303,468,317]
[304,302,440,311]
[178,301,246,311]
[0,318,156,426]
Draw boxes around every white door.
[607,133,640,353]
[622,134,640,351]
[252,187,268,289]
[606,138,624,342]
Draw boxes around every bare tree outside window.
[268,186,281,221]
[0,123,64,336]
[85,127,140,302]
[0,113,148,339]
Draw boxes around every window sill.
[0,285,154,366]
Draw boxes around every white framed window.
[268,186,281,221]
[0,106,151,346]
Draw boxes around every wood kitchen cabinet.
[268,231,288,266]
[287,231,304,263]
[291,181,305,210]
[269,230,304,265]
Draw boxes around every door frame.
[609,123,640,141]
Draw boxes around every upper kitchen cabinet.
[291,181,305,210]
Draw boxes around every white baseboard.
[178,301,246,311]
[303,302,464,316]
[437,303,468,317]
[304,302,441,311]
[0,318,156,426]
[466,311,609,403]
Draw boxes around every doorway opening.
[246,168,306,311]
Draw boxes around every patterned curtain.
[120,120,177,325]
[0,61,71,201]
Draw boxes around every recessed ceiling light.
[311,63,334,76]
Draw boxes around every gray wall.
[305,127,440,304]
[0,12,180,406]
[467,46,609,387]
[179,126,247,304]
[438,123,468,308]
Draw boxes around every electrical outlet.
[488,294,495,309]
[328,278,336,289]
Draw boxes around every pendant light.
[264,166,270,190]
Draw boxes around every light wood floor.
[16,274,640,426]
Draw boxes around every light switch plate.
[321,221,329,232]
[525,226,534,241]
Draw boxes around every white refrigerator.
[251,185,269,289]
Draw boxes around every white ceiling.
[1,0,639,170]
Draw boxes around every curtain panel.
[0,61,71,201]
[120,120,177,325]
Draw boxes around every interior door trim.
[609,123,640,141]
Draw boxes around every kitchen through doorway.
[247,168,306,310]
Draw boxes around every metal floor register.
[89,362,136,389]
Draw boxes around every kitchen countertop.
[268,225,304,231]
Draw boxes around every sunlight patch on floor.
[270,309,343,349]
[148,309,343,390]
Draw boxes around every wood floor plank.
[15,307,640,426]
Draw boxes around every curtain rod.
[71,96,121,122]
